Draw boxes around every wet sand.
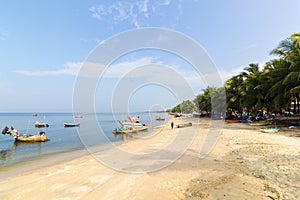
[0,118,299,200]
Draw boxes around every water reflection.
[0,142,16,167]
[0,141,46,167]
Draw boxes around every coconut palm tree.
[239,63,263,112]
[271,33,300,113]
[194,87,213,112]
[262,59,290,111]
[224,75,245,116]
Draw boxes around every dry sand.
[0,118,299,200]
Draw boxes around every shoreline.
[0,117,174,179]
[0,118,299,199]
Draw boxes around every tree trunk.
[297,98,300,113]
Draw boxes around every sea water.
[0,112,169,168]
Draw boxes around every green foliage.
[170,104,181,113]
[170,33,300,114]
[170,100,196,114]
[181,100,196,114]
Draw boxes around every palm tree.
[261,59,290,112]
[239,63,263,112]
[271,33,300,113]
[224,75,245,115]
[180,100,196,114]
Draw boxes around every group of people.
[2,126,19,138]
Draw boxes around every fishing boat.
[74,115,83,118]
[114,115,149,134]
[249,121,266,126]
[118,115,146,128]
[113,126,149,134]
[64,123,80,127]
[2,126,49,142]
[35,121,49,128]
[225,119,241,123]
[15,134,49,142]
[155,116,165,121]
[122,121,144,127]
[32,113,38,117]
[260,127,280,133]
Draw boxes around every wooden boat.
[64,123,80,127]
[176,122,192,128]
[15,134,49,142]
[113,126,149,134]
[32,113,38,116]
[3,127,49,142]
[74,115,83,118]
[35,121,49,128]
[225,119,241,123]
[260,128,280,133]
[155,117,165,121]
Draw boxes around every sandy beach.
[0,118,299,200]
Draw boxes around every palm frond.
[283,72,300,85]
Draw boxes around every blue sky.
[0,0,300,112]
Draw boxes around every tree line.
[169,33,300,115]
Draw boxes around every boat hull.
[15,135,49,142]
[35,122,49,128]
[113,126,149,134]
[64,123,80,127]
[225,120,241,123]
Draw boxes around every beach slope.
[0,118,299,199]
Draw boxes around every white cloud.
[218,67,244,83]
[89,0,174,28]
[15,62,82,76]
[14,58,153,78]
[14,56,210,95]
[137,0,149,13]
[105,57,153,78]
[14,57,199,83]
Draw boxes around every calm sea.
[0,112,169,168]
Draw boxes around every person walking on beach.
[171,121,174,129]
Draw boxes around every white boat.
[122,122,144,128]
[64,123,80,127]
[118,116,146,128]
[114,116,148,134]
